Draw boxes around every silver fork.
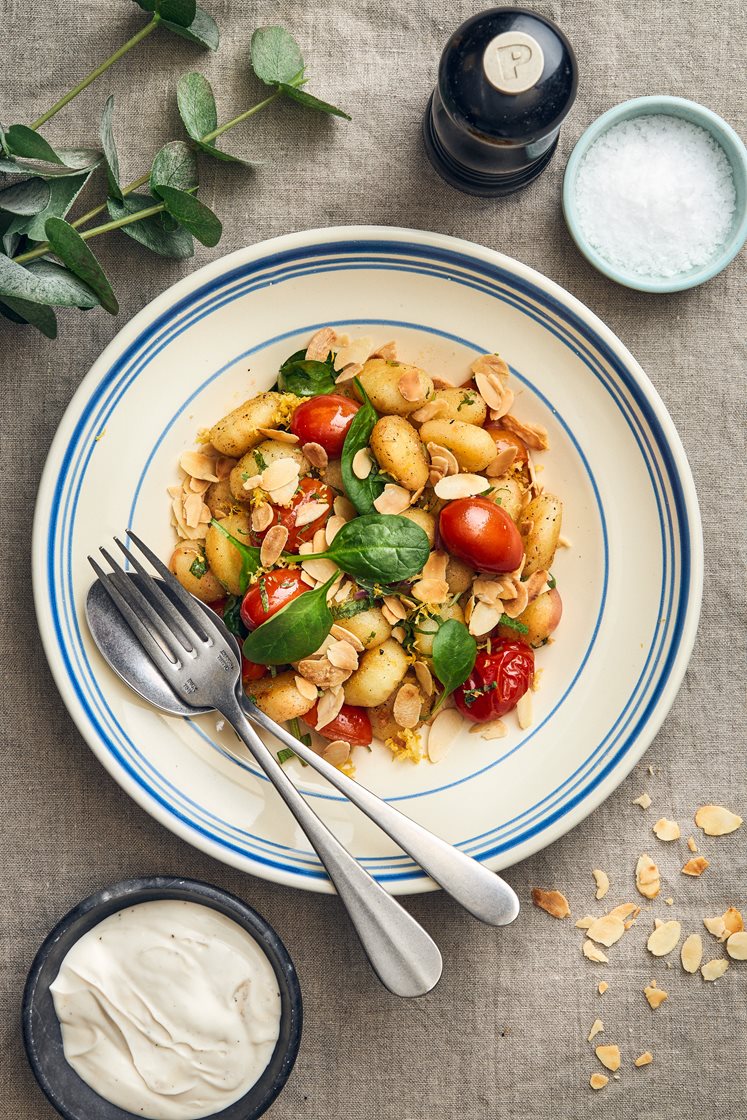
[89,533,442,998]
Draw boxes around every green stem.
[14,202,165,264]
[72,172,151,230]
[29,16,160,130]
[200,91,282,142]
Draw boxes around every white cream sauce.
[50,899,282,1120]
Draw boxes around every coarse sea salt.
[574,114,736,278]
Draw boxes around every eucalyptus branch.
[200,91,282,143]
[71,172,151,230]
[14,203,166,264]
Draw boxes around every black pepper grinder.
[423,7,578,196]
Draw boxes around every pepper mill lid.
[423,7,578,196]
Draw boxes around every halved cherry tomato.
[454,643,534,723]
[240,569,308,630]
[301,702,373,746]
[290,394,360,457]
[208,597,227,616]
[241,655,268,682]
[255,477,333,551]
[483,424,529,465]
[439,496,524,573]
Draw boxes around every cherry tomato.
[208,597,227,616]
[301,703,373,746]
[290,394,360,457]
[483,424,529,465]
[454,643,534,723]
[240,569,308,630]
[255,477,333,551]
[241,655,267,682]
[439,497,524,573]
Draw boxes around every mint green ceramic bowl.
[563,96,747,293]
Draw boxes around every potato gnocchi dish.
[167,328,565,773]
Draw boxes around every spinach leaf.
[220,594,248,640]
[430,619,477,715]
[209,518,260,594]
[276,348,337,396]
[340,379,383,514]
[243,571,338,665]
[303,513,430,584]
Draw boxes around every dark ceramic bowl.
[22,877,302,1120]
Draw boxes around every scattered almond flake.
[302,556,338,584]
[381,603,400,626]
[595,1045,620,1072]
[255,427,299,445]
[643,983,668,1009]
[260,524,288,567]
[557,534,572,548]
[576,915,595,930]
[322,739,351,767]
[635,853,661,899]
[188,476,211,495]
[411,399,448,423]
[647,920,681,957]
[687,836,698,852]
[373,483,411,515]
[393,683,422,729]
[593,869,610,900]
[398,367,429,402]
[471,353,510,382]
[681,933,703,973]
[333,335,372,371]
[434,473,489,500]
[532,888,571,919]
[179,450,221,482]
[427,441,460,476]
[500,580,529,619]
[701,958,729,981]
[634,1052,653,1068]
[324,514,346,545]
[486,446,517,477]
[391,625,406,644]
[382,594,407,620]
[647,765,655,776]
[589,1073,608,1091]
[633,792,652,809]
[468,601,503,637]
[431,375,456,390]
[664,898,674,906]
[413,660,434,697]
[583,940,609,963]
[608,903,640,921]
[500,413,549,451]
[305,326,336,362]
[426,708,462,763]
[183,491,207,529]
[294,675,318,703]
[300,441,328,471]
[587,1019,604,1042]
[251,505,274,532]
[296,658,349,689]
[474,370,514,415]
[411,577,450,604]
[370,339,397,361]
[598,981,608,995]
[476,718,507,741]
[242,474,264,492]
[515,689,533,730]
[653,817,681,841]
[726,931,747,959]
[297,540,314,556]
[721,907,743,937]
[587,914,625,947]
[326,640,359,672]
[333,494,356,521]
[422,551,448,582]
[334,362,363,384]
[300,571,317,587]
[261,457,300,494]
[352,447,374,479]
[694,804,743,836]
[703,915,727,939]
[315,687,345,730]
[329,623,364,651]
[294,500,331,529]
[682,857,709,877]
[653,918,663,929]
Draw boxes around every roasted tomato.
[483,424,529,465]
[454,643,535,723]
[289,394,360,457]
[301,703,373,746]
[439,496,524,573]
[256,477,333,551]
[240,569,308,630]
[241,656,267,682]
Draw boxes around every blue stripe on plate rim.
[34,232,701,888]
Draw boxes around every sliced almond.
[598,981,608,995]
[434,473,488,500]
[471,354,510,382]
[393,683,422,729]
[647,920,681,957]
[391,625,406,644]
[643,983,668,1009]
[183,491,206,529]
[333,335,372,371]
[370,340,397,361]
[382,594,407,620]
[305,326,335,361]
[398,368,429,402]
[587,914,625,947]
[411,399,448,423]
[575,915,595,930]
[352,447,374,479]
[531,888,571,919]
[635,853,661,899]
[486,447,517,477]
[179,450,220,482]
[261,457,300,494]
[687,835,698,852]
[241,474,264,492]
[587,1018,604,1042]
[251,504,274,533]
[608,902,640,921]
[701,958,729,981]
[315,687,345,730]
[334,362,363,384]
[515,689,533,730]
[634,1052,653,1068]
[583,940,609,963]
[595,1044,620,1072]
[722,907,744,937]
[589,1073,608,1091]
[475,718,506,741]
[300,441,328,470]
[294,675,318,703]
[333,494,356,521]
[293,500,330,529]
[373,483,411,515]
[703,916,727,939]
[325,514,346,545]
[500,413,549,451]
[255,427,299,445]
[259,524,289,567]
[413,660,434,697]
[468,601,503,637]
[322,739,351,767]
[694,804,743,836]
[726,931,747,959]
[633,792,652,809]
[326,640,359,672]
[682,857,709,877]
[426,708,462,763]
[296,658,349,689]
[474,371,514,416]
[411,577,450,604]
[592,869,610,900]
[426,442,459,477]
[329,623,364,651]
[681,933,703,973]
[653,817,681,841]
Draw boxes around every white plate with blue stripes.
[32,227,703,893]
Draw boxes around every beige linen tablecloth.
[1,1,745,1117]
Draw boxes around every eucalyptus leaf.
[341,380,384,514]
[0,295,57,337]
[0,178,51,215]
[0,123,9,158]
[176,72,217,141]
[242,572,338,665]
[100,95,122,201]
[154,185,221,246]
[303,513,431,584]
[159,0,196,27]
[193,140,262,167]
[4,125,64,164]
[107,193,195,259]
[21,171,92,241]
[0,149,101,179]
[44,217,118,314]
[431,619,477,714]
[162,7,219,49]
[0,253,57,304]
[250,27,304,86]
[26,260,99,308]
[277,84,351,120]
[150,141,198,194]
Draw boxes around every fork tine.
[88,556,180,676]
[112,537,200,653]
[100,545,192,660]
[125,530,220,643]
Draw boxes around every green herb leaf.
[189,553,209,578]
[547,573,557,590]
[107,193,195,259]
[4,125,64,164]
[277,84,351,120]
[18,171,92,242]
[331,595,375,620]
[340,379,383,514]
[220,594,248,640]
[153,185,221,246]
[177,72,217,141]
[99,95,122,201]
[0,296,57,337]
[250,27,304,86]
[44,217,118,314]
[303,513,431,584]
[277,747,297,765]
[497,613,529,635]
[25,261,99,308]
[161,7,219,50]
[243,571,337,665]
[431,619,477,714]
[0,178,51,215]
[150,141,198,194]
[209,518,260,594]
[277,348,337,396]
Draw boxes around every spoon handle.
[246,703,520,927]
[219,693,442,998]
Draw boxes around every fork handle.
[247,706,520,927]
[219,694,442,998]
